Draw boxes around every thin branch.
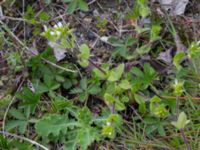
[0,131,49,150]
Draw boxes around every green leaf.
[171,112,190,129]
[119,79,131,90]
[108,64,124,82]
[78,0,89,12]
[79,92,88,102]
[78,44,90,67]
[158,125,166,136]
[88,84,101,94]
[80,77,87,90]
[79,44,90,59]
[150,24,161,41]
[134,94,146,114]
[115,100,126,111]
[39,11,50,21]
[173,52,185,70]
[9,109,26,120]
[104,93,115,105]
[136,44,151,55]
[77,127,98,150]
[150,96,161,113]
[6,120,28,134]
[16,88,41,113]
[77,107,93,125]
[137,0,150,17]
[35,114,78,137]
[67,0,78,14]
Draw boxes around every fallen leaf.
[159,0,189,16]
[157,48,172,63]
[48,41,67,61]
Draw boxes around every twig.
[0,131,49,150]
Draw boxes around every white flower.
[100,36,109,42]
[57,22,63,27]
[56,31,61,36]
[106,122,111,126]
[54,24,58,28]
[50,31,55,35]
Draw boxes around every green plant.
[2,1,200,149]
[6,108,31,134]
[78,44,91,67]
[64,0,89,14]
[108,35,136,59]
[95,16,108,30]
[70,77,101,102]
[127,0,150,19]
[130,63,156,92]
[171,112,191,150]
[35,107,100,150]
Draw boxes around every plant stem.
[176,96,180,117]
[88,59,106,74]
[161,96,200,101]
[180,128,191,150]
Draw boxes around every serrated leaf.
[16,88,41,113]
[9,109,26,120]
[77,107,92,125]
[108,64,124,82]
[35,114,78,137]
[80,77,87,90]
[6,120,28,134]
[78,127,98,150]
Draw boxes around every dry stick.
[0,20,76,73]
[0,131,49,150]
